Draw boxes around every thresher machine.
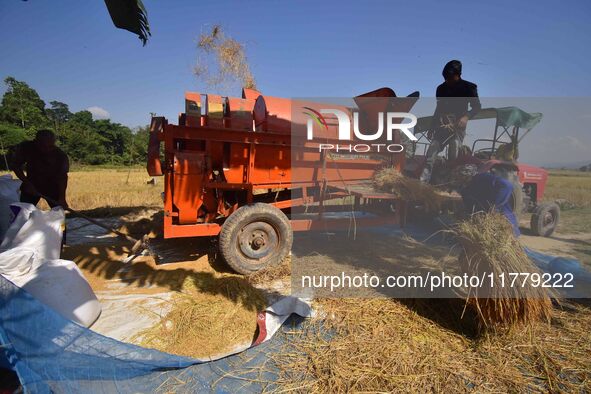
[147,88,418,274]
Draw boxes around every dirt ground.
[519,216,591,268]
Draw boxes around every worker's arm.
[56,152,70,209]
[458,83,481,128]
[8,143,38,195]
[466,84,481,120]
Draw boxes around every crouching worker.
[460,171,520,236]
[9,129,70,209]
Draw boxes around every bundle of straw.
[454,212,552,330]
[373,167,443,212]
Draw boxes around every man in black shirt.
[420,60,481,183]
[9,129,70,208]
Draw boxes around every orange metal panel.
[166,223,222,238]
[204,94,224,128]
[147,117,164,176]
[172,152,206,224]
[185,91,202,127]
[226,97,255,130]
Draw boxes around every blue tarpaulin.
[0,274,303,393]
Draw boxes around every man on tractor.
[420,60,481,183]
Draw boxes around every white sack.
[0,203,65,260]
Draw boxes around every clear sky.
[1,0,590,165]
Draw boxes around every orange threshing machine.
[147,88,418,274]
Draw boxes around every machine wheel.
[219,203,292,275]
[509,176,525,220]
[530,202,560,237]
[496,169,524,219]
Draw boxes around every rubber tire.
[509,175,525,220]
[219,203,292,275]
[496,170,524,219]
[530,202,560,237]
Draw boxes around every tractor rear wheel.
[509,176,525,220]
[496,169,524,220]
[530,202,560,237]
[219,203,292,275]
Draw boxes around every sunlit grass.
[545,169,591,208]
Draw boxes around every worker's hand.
[21,180,39,196]
[457,115,469,129]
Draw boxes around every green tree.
[0,123,28,170]
[62,110,109,164]
[0,77,48,130]
[94,120,133,163]
[129,125,150,164]
[46,100,72,137]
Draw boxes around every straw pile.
[195,24,256,90]
[247,257,291,287]
[269,298,591,392]
[373,167,443,211]
[139,276,266,358]
[454,212,553,330]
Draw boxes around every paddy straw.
[138,276,266,359]
[195,24,256,90]
[268,298,591,393]
[373,167,443,212]
[454,212,553,331]
[247,257,291,286]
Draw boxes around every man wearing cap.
[9,129,70,209]
[420,60,481,183]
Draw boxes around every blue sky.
[1,0,590,165]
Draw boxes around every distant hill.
[537,160,591,170]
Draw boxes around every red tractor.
[405,106,560,237]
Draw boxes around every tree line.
[0,76,149,169]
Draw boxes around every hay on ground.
[269,298,591,392]
[247,257,291,286]
[373,167,444,212]
[63,240,267,359]
[454,212,553,330]
[138,276,266,359]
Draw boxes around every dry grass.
[139,276,266,359]
[455,212,553,330]
[66,168,161,211]
[270,298,591,393]
[545,169,591,208]
[1,167,161,212]
[373,167,444,211]
[247,257,291,286]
